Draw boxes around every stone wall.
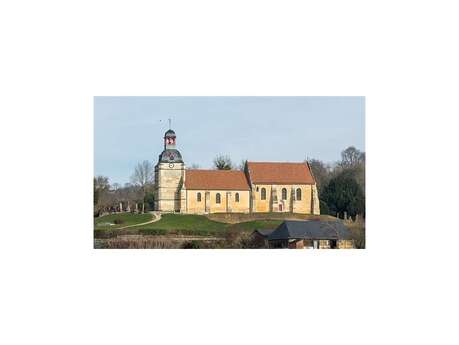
[337,240,355,249]
[251,184,317,214]
[311,184,321,215]
[155,162,186,212]
[184,189,250,214]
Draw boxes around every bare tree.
[339,146,365,168]
[94,176,110,216]
[337,147,365,195]
[121,183,143,213]
[237,159,248,171]
[190,163,201,169]
[306,158,330,192]
[213,155,233,170]
[130,160,154,213]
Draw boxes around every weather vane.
[168,118,172,129]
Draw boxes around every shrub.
[94,229,116,238]
[321,170,365,218]
[182,240,202,249]
[113,218,125,225]
[140,229,167,236]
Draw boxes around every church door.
[279,204,283,212]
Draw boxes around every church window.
[197,192,201,202]
[216,193,221,204]
[235,193,240,202]
[296,188,301,201]
[261,188,266,200]
[282,188,287,200]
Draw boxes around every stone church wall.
[184,190,250,214]
[251,184,317,214]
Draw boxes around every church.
[153,129,320,215]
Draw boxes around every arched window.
[282,188,287,200]
[235,193,240,202]
[216,193,221,204]
[296,188,301,201]
[197,192,201,202]
[261,188,266,200]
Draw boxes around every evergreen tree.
[321,170,365,218]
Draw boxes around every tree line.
[94,161,155,217]
[308,146,365,219]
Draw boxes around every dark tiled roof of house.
[185,170,250,190]
[268,220,353,241]
[253,229,276,237]
[246,162,316,185]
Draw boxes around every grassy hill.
[206,212,336,224]
[94,213,284,238]
[226,219,283,232]
[93,212,364,249]
[94,212,346,239]
[137,214,225,231]
[94,212,153,230]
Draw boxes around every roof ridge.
[186,169,244,172]
[247,161,307,164]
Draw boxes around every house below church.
[252,220,355,249]
[153,128,320,215]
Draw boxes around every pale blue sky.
[94,96,365,185]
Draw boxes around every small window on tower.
[197,192,201,202]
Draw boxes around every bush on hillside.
[182,240,202,249]
[140,229,167,236]
[94,229,117,238]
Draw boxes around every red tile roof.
[185,170,250,190]
[246,162,316,185]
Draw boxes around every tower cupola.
[164,129,176,149]
[158,128,183,163]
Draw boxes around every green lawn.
[95,213,285,237]
[226,219,283,232]
[135,214,227,231]
[95,212,153,230]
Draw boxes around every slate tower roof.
[158,129,184,163]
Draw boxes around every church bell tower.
[154,128,186,212]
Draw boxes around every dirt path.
[117,212,161,229]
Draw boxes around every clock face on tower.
[169,163,174,168]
